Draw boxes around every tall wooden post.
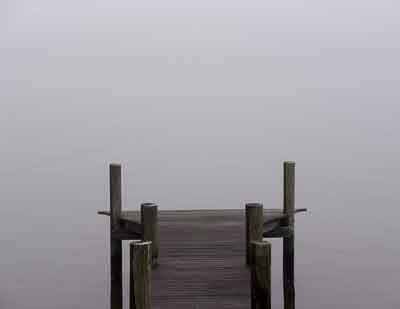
[141,203,159,268]
[130,241,152,309]
[110,163,122,309]
[283,161,295,309]
[251,241,271,309]
[246,203,264,266]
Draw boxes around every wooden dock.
[98,162,307,309]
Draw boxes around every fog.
[1,1,399,308]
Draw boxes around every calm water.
[2,1,400,308]
[1,129,399,309]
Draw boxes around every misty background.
[1,1,399,308]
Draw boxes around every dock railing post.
[283,161,295,309]
[130,241,152,309]
[251,241,271,309]
[246,203,264,266]
[110,163,122,309]
[141,203,159,268]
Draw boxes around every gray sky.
[1,0,399,209]
[1,2,400,308]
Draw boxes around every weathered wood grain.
[130,240,142,309]
[246,203,264,266]
[152,210,249,309]
[131,241,152,309]
[109,163,122,309]
[141,203,159,267]
[99,208,302,309]
[283,161,295,309]
[251,241,271,309]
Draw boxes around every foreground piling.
[130,241,152,309]
[251,241,271,309]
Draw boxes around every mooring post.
[141,203,159,268]
[130,241,152,309]
[110,163,122,309]
[283,161,295,309]
[129,240,143,309]
[251,241,271,309]
[246,203,264,266]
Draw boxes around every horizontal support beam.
[98,210,111,216]
[263,226,293,238]
[112,229,142,240]
[263,208,307,226]
[121,220,144,235]
[98,210,143,236]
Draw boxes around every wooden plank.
[151,210,249,309]
[99,208,304,308]
[119,209,284,224]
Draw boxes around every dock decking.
[99,161,306,309]
[125,209,280,309]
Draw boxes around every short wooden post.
[246,203,264,266]
[140,203,159,267]
[130,241,152,309]
[129,240,143,309]
[251,241,271,309]
[110,163,122,309]
[283,161,295,309]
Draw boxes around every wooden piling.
[141,203,159,267]
[283,161,295,309]
[131,241,152,309]
[250,241,271,309]
[110,163,122,309]
[246,203,264,266]
[129,240,143,309]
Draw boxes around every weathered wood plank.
[151,210,249,309]
[100,208,303,308]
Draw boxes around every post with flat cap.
[130,241,152,309]
[246,203,264,266]
[283,161,295,309]
[141,203,159,268]
[110,163,122,309]
[251,241,271,309]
